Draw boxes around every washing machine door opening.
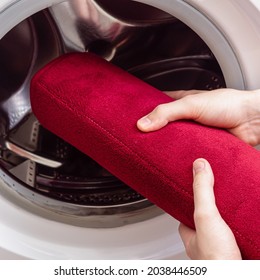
[0,0,234,229]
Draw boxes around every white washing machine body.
[0,0,260,260]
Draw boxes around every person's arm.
[136,88,260,259]
[137,89,260,146]
[179,158,241,260]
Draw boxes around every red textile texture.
[30,52,260,259]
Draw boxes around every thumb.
[192,159,220,228]
[137,97,199,132]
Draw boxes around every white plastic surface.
[0,0,17,10]
[0,185,186,259]
[184,0,260,89]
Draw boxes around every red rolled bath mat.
[30,52,260,259]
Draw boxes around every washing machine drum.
[0,49,225,209]
[0,0,225,214]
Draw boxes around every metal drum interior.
[0,0,225,227]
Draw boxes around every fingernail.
[138,117,152,128]
[193,160,206,175]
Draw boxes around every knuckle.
[193,172,212,189]
[182,95,202,118]
[194,204,219,221]
[153,104,166,116]
[182,95,195,105]
[193,174,204,189]
[194,210,212,223]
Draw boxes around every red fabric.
[30,52,260,259]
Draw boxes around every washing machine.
[0,0,260,260]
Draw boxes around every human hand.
[137,89,260,146]
[179,158,242,260]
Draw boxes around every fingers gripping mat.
[30,53,260,259]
